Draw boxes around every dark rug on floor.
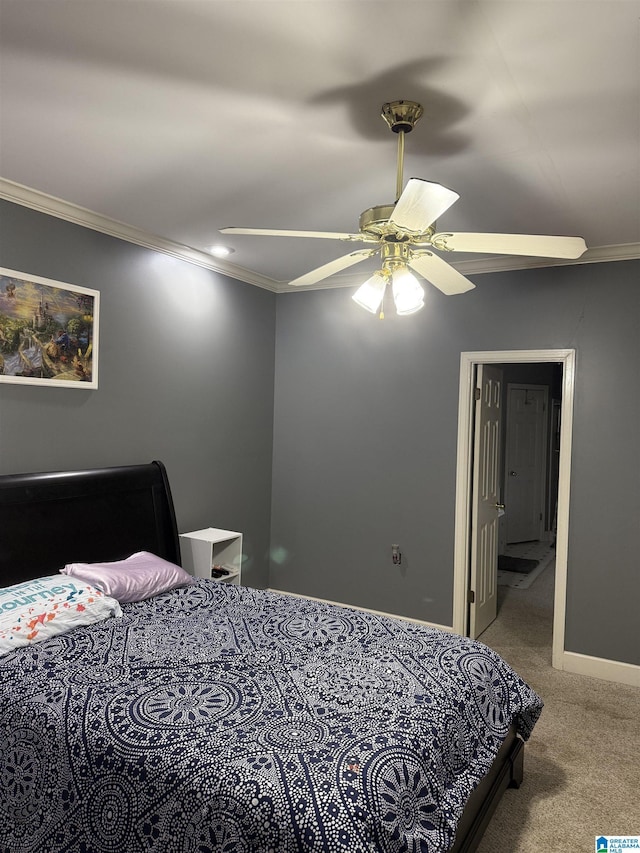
[498,555,539,573]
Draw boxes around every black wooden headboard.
[0,460,180,586]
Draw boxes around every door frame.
[453,349,575,670]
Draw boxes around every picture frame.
[0,267,99,389]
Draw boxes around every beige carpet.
[475,561,640,853]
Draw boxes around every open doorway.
[452,350,576,671]
[496,366,561,617]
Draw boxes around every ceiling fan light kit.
[391,268,425,315]
[221,99,587,317]
[352,271,388,314]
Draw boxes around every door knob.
[495,503,505,510]
[509,470,518,477]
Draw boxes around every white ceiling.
[1,0,639,291]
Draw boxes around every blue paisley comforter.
[0,580,542,853]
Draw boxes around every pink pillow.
[61,551,194,603]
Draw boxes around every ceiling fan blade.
[389,178,460,234]
[409,252,476,295]
[220,226,365,241]
[432,232,587,259]
[289,248,378,287]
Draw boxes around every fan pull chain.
[379,279,388,320]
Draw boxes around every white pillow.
[0,575,122,656]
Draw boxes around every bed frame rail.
[451,726,524,852]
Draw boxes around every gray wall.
[2,199,638,666]
[0,201,276,588]
[270,259,640,666]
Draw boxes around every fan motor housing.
[359,204,435,244]
[359,204,416,241]
[359,204,395,236]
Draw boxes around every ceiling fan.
[221,100,587,315]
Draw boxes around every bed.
[0,461,542,853]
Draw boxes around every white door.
[504,385,548,543]
[469,364,503,638]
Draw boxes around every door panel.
[469,365,503,638]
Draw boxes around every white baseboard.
[268,588,454,634]
[559,651,640,687]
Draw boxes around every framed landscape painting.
[0,268,99,389]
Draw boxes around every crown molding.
[0,178,280,292]
[2,178,638,295]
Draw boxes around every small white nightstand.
[179,528,243,584]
